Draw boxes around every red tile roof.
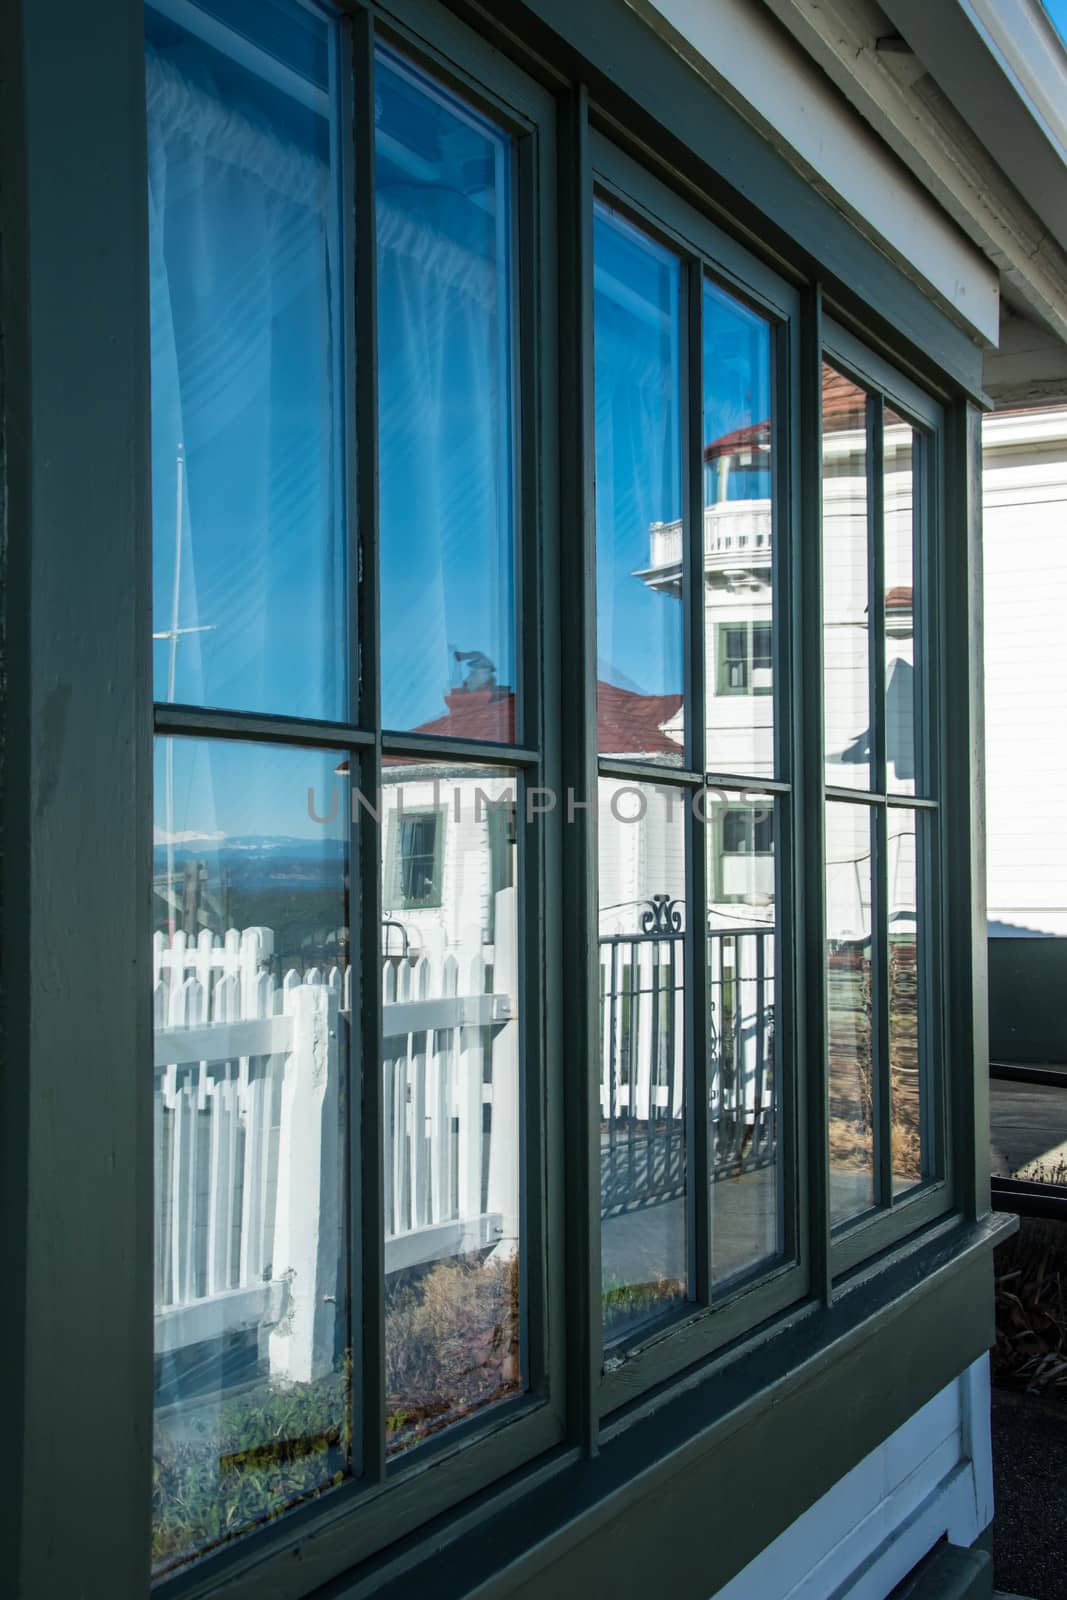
[348,682,683,772]
[595,681,683,755]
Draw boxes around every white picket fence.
[153,890,519,1383]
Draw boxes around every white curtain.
[147,39,345,718]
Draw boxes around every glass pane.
[147,0,347,721]
[889,808,925,1195]
[822,366,871,789]
[885,409,917,795]
[377,51,516,741]
[991,1075,1067,1182]
[380,763,523,1453]
[703,280,775,777]
[598,780,688,1344]
[594,204,685,764]
[708,795,781,1284]
[826,801,876,1223]
[152,738,350,1577]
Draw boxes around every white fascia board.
[983,403,1067,451]
[628,0,999,347]
[762,0,1067,351]
[882,0,1067,262]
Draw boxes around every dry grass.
[384,1251,520,1453]
[827,941,921,1186]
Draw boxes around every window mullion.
[684,258,711,1305]
[558,82,602,1453]
[867,395,892,1211]
[804,289,832,1303]
[352,4,387,1485]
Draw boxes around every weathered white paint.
[712,1357,993,1600]
[983,406,1067,935]
[626,0,999,344]
[763,0,1067,348]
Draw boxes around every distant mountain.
[154,834,347,864]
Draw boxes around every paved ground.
[990,1078,1067,1180]
[993,1385,1067,1599]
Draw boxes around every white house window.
[390,810,443,909]
[718,621,773,696]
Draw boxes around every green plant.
[152,1359,351,1576]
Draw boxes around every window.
[387,809,444,908]
[6,0,989,1589]
[146,0,556,1580]
[592,137,800,1390]
[718,621,773,695]
[821,334,943,1268]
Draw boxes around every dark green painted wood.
[0,2,31,1585]
[557,82,603,1453]
[3,1,154,1594]
[352,5,387,1488]
[340,1214,1010,1600]
[684,257,711,1307]
[989,938,1067,1064]
[944,404,990,1225]
[799,286,833,1306]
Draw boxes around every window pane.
[381,763,523,1453]
[826,801,876,1223]
[598,780,688,1344]
[147,0,348,721]
[594,204,684,763]
[377,51,516,741]
[885,409,917,795]
[152,738,350,1576]
[708,796,781,1284]
[823,367,871,789]
[703,281,775,776]
[889,808,926,1195]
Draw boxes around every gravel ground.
[993,1385,1067,1599]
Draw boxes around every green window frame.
[385,807,446,910]
[3,0,1004,1593]
[715,803,775,903]
[820,320,948,1277]
[717,620,774,696]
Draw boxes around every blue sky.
[150,2,773,842]
[1042,0,1067,42]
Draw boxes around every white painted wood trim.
[626,0,999,344]
[711,1357,992,1600]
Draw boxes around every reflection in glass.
[822,367,871,789]
[703,281,775,777]
[594,205,684,762]
[152,738,350,1576]
[147,0,347,721]
[708,796,780,1284]
[889,808,924,1195]
[991,1076,1067,1183]
[826,801,875,1223]
[598,780,688,1343]
[377,52,516,741]
[885,409,917,794]
[380,763,522,1452]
